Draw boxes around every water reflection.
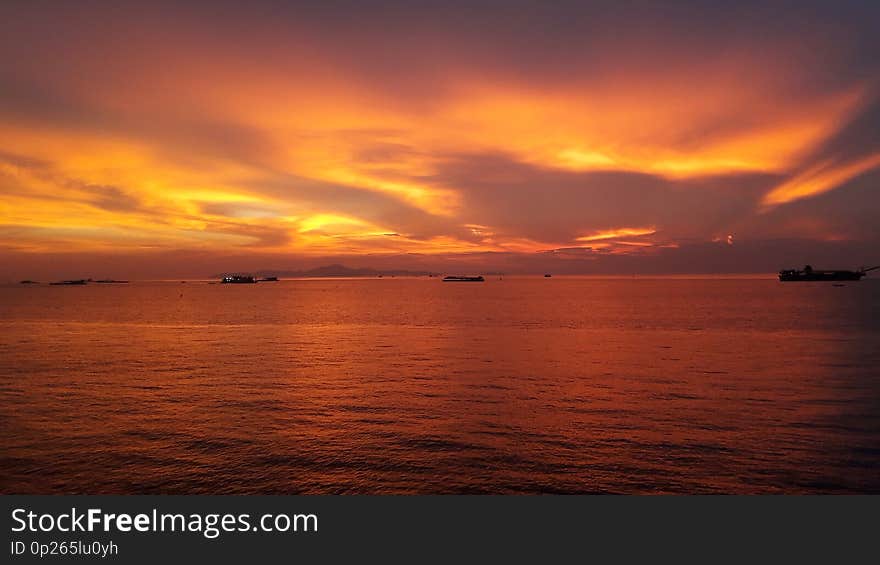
[1,278,878,493]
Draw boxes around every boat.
[94,279,129,283]
[442,275,485,282]
[258,276,278,282]
[778,265,879,282]
[221,274,257,284]
[544,274,552,278]
[19,280,38,284]
[50,279,87,286]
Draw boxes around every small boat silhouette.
[50,279,87,286]
[442,275,485,282]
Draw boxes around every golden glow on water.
[1,278,878,493]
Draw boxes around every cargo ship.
[442,275,485,282]
[778,265,879,282]
[221,274,257,284]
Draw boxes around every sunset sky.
[1,0,879,278]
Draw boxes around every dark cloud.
[0,152,149,215]
[202,221,293,248]
[803,93,880,165]
[428,152,774,243]
[84,185,142,213]
[748,166,880,242]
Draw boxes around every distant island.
[213,264,439,279]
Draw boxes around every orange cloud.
[434,82,864,179]
[762,152,880,208]
[1,2,877,261]
[576,228,657,242]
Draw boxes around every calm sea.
[1,277,878,494]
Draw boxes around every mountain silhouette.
[213,264,437,279]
